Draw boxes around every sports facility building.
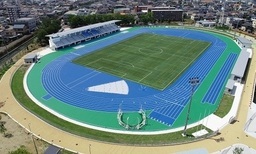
[47,20,120,50]
[236,36,252,48]
[24,21,252,135]
[230,49,250,83]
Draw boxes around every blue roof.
[13,24,25,29]
[44,145,60,154]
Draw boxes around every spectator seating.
[49,22,120,49]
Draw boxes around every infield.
[73,33,211,90]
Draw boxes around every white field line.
[121,73,127,77]
[180,32,190,38]
[97,66,127,77]
[85,58,101,66]
[69,72,100,89]
[190,40,195,44]
[67,70,99,86]
[71,52,81,56]
[139,71,152,82]
[138,47,163,54]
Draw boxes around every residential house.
[13,17,36,34]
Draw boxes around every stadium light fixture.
[182,77,200,137]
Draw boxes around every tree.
[104,14,115,21]
[113,13,135,26]
[9,145,31,154]
[67,13,135,27]
[69,15,84,28]
[0,121,6,133]
[139,12,154,25]
[36,18,61,45]
[36,29,48,45]
[121,14,135,25]
[233,147,244,154]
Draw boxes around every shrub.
[9,145,31,154]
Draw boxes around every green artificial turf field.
[73,33,211,90]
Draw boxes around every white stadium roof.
[46,20,120,38]
[231,49,250,78]
[237,36,252,45]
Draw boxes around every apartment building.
[7,5,21,23]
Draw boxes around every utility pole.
[28,123,38,154]
[221,0,226,26]
[89,144,91,154]
[182,77,200,137]
[181,0,184,24]
[233,20,240,39]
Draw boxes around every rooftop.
[25,53,37,59]
[226,79,235,89]
[44,145,61,154]
[13,24,25,29]
[237,37,252,45]
[64,10,78,15]
[231,49,250,77]
[151,9,183,12]
[47,20,120,38]
[17,17,35,21]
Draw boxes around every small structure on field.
[24,53,38,63]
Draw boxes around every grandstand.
[230,49,250,83]
[47,20,120,50]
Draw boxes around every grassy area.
[9,145,31,154]
[73,33,210,90]
[11,65,213,145]
[0,62,14,80]
[214,94,234,118]
[61,150,76,154]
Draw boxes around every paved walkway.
[0,34,256,154]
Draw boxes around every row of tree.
[34,12,173,45]
[67,12,188,28]
[137,12,154,25]
[36,18,61,45]
[68,13,135,28]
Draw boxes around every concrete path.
[0,34,256,154]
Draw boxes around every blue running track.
[41,27,235,126]
[202,53,237,104]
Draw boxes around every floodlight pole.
[182,77,200,137]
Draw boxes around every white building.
[230,49,250,83]
[236,37,252,48]
[47,20,120,50]
[251,19,256,28]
